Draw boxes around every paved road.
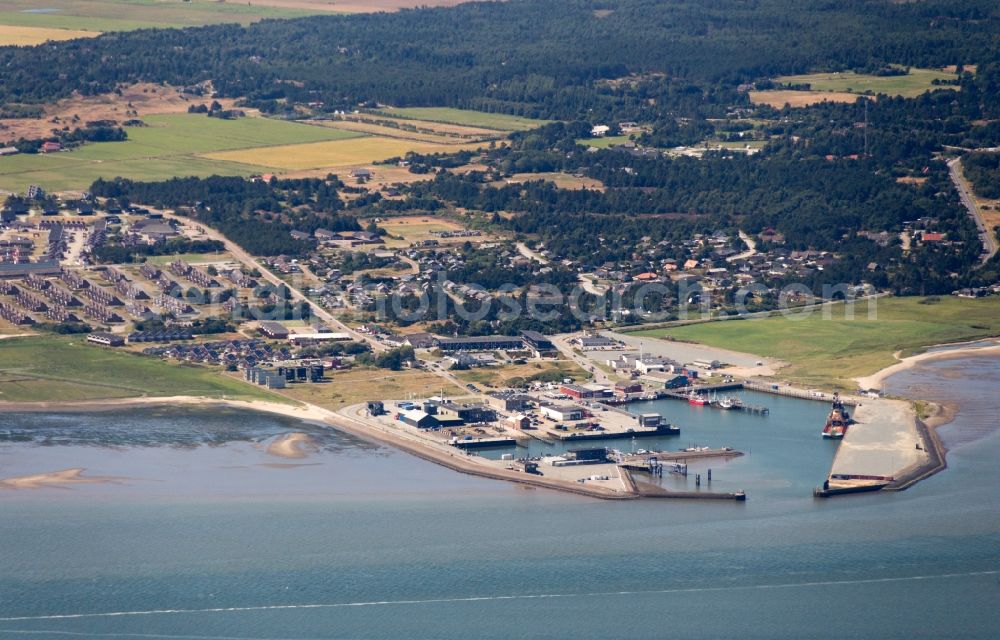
[726,230,757,263]
[515,241,548,264]
[948,157,997,264]
[551,334,612,385]
[150,207,383,351]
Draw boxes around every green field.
[0,114,361,192]
[632,296,1000,389]
[379,107,549,131]
[774,67,958,98]
[0,335,284,403]
[0,0,318,35]
[577,135,631,149]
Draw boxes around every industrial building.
[540,404,586,422]
[435,335,524,352]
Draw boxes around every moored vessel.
[821,393,853,439]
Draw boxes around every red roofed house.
[40,141,62,153]
[634,272,659,282]
[922,232,945,243]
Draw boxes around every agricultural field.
[0,24,99,46]
[0,335,280,403]
[276,367,463,409]
[751,67,960,107]
[748,90,863,108]
[378,107,549,132]
[633,296,1000,389]
[773,67,959,97]
[0,0,319,37]
[0,113,358,192]
[202,136,483,171]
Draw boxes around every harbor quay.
[342,397,748,500]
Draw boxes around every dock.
[621,448,744,464]
[632,478,746,501]
[656,386,770,415]
[452,437,518,450]
[547,424,680,442]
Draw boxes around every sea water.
[0,358,998,639]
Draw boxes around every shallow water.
[1,356,998,639]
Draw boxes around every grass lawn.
[632,296,1000,389]
[453,360,589,388]
[276,367,463,409]
[145,252,233,266]
[0,335,282,403]
[203,136,483,171]
[577,135,631,149]
[499,172,604,190]
[773,68,958,98]
[0,0,318,35]
[0,114,358,192]
[378,107,549,132]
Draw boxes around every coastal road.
[947,157,997,264]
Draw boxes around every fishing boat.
[687,390,708,406]
[718,395,741,410]
[821,393,853,439]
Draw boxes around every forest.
[90,175,359,257]
[0,0,997,122]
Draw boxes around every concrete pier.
[817,398,931,496]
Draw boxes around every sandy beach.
[855,339,1000,390]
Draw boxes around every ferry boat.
[821,393,852,439]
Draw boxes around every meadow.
[202,136,482,171]
[0,114,357,191]
[0,335,280,402]
[377,216,468,244]
[276,367,461,409]
[453,360,587,388]
[773,68,958,98]
[577,135,631,149]
[378,107,549,131]
[632,296,1000,389]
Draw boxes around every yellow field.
[317,120,482,144]
[202,137,483,171]
[0,25,100,46]
[749,90,863,108]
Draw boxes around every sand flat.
[267,432,318,458]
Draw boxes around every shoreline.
[3,337,996,500]
[0,395,637,500]
[854,338,1000,391]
